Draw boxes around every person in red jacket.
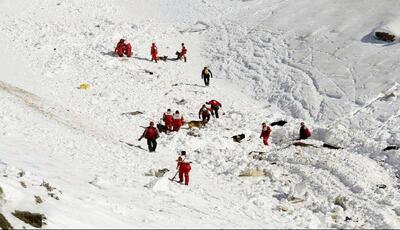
[176,150,191,185]
[299,122,312,140]
[114,39,132,57]
[150,42,158,63]
[115,39,126,57]
[206,100,222,118]
[125,42,132,57]
[260,122,272,145]
[163,109,174,131]
[198,104,211,122]
[172,110,185,131]
[138,121,160,152]
[178,43,187,62]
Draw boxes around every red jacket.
[180,46,187,55]
[125,43,132,57]
[163,112,173,125]
[140,126,159,140]
[151,45,158,55]
[115,41,126,55]
[260,126,271,138]
[299,126,311,139]
[172,113,184,127]
[208,100,221,108]
[199,107,210,118]
[177,156,191,171]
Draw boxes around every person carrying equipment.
[176,151,191,185]
[138,121,160,152]
[201,67,213,86]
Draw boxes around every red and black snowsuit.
[260,125,271,145]
[198,106,211,122]
[139,126,159,152]
[151,44,158,63]
[207,100,222,118]
[163,111,174,131]
[177,156,191,185]
[299,125,311,140]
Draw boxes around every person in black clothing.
[299,122,311,140]
[201,67,213,86]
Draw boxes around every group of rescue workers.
[114,39,312,186]
[114,39,187,62]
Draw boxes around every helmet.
[181,150,186,156]
[181,43,184,46]
[150,121,155,126]
[175,110,180,114]
[120,39,125,43]
[300,122,305,126]
[152,42,155,45]
[262,122,266,126]
[167,108,171,112]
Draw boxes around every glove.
[138,138,142,141]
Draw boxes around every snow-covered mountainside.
[1,0,400,228]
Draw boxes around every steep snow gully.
[1,0,400,228]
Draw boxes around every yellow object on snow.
[79,83,90,90]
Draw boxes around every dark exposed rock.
[12,211,46,228]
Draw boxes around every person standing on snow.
[114,39,132,57]
[178,43,187,62]
[176,150,191,185]
[150,42,158,63]
[172,110,185,131]
[260,122,272,145]
[206,100,222,118]
[198,104,211,122]
[299,122,312,140]
[201,67,213,86]
[163,109,174,131]
[138,121,160,152]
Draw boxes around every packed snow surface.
[1,0,400,228]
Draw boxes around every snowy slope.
[1,0,400,228]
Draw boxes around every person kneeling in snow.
[299,122,311,140]
[176,151,191,185]
[114,39,132,57]
[138,121,160,152]
[260,122,271,145]
[176,43,187,62]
